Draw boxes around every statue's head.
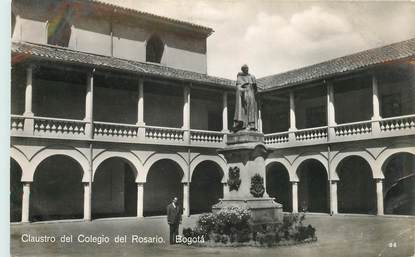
[241,64,249,74]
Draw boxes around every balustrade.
[333,121,372,137]
[380,115,415,132]
[190,130,224,143]
[264,132,289,144]
[94,122,138,138]
[295,126,328,141]
[10,115,25,132]
[34,117,86,136]
[145,126,184,141]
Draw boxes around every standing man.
[233,64,259,132]
[166,196,181,244]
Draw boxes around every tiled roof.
[11,41,234,88]
[258,38,415,91]
[83,0,214,36]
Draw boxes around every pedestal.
[213,131,283,224]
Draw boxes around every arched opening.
[10,158,23,222]
[266,162,292,212]
[47,14,72,47]
[190,161,223,214]
[297,159,329,213]
[30,155,83,221]
[92,158,137,219]
[383,153,415,215]
[146,35,164,63]
[144,159,183,216]
[337,156,376,214]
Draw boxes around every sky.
[99,1,412,79]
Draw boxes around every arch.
[92,157,138,219]
[265,158,294,181]
[144,159,184,216]
[146,34,164,63]
[297,159,329,213]
[93,150,143,182]
[381,151,415,215]
[143,153,188,182]
[266,162,292,212]
[190,160,224,214]
[331,149,377,180]
[10,158,23,222]
[376,146,415,174]
[10,146,32,182]
[293,154,328,181]
[337,156,376,214]
[30,146,90,182]
[190,155,226,183]
[30,155,84,221]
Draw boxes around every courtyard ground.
[10,214,415,257]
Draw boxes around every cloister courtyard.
[10,214,415,257]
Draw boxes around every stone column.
[21,182,31,223]
[289,90,296,141]
[330,180,338,214]
[376,179,384,215]
[137,79,146,140]
[182,182,190,217]
[258,109,263,133]
[137,183,144,218]
[84,72,94,138]
[222,92,229,132]
[372,74,381,134]
[24,65,34,134]
[327,82,337,139]
[222,182,229,199]
[292,181,298,213]
[182,86,191,142]
[83,183,91,221]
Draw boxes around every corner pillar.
[371,74,381,134]
[182,182,190,217]
[330,180,338,215]
[327,82,337,139]
[21,182,31,223]
[137,182,144,218]
[137,78,146,139]
[292,181,298,213]
[83,183,91,221]
[23,65,34,135]
[84,72,94,138]
[182,86,191,143]
[376,179,384,215]
[289,90,296,141]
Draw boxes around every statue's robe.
[233,72,258,131]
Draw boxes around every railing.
[33,116,87,136]
[380,114,415,132]
[94,121,138,138]
[145,126,184,141]
[295,126,328,141]
[190,129,225,143]
[333,120,372,137]
[10,115,25,132]
[264,131,289,144]
[10,114,415,148]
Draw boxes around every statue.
[233,64,259,132]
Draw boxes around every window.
[47,12,72,47]
[146,35,164,63]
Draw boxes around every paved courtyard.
[11,214,415,257]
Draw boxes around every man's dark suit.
[166,203,181,244]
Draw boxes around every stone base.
[212,198,283,225]
[227,131,264,145]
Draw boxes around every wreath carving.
[250,173,265,197]
[227,166,241,191]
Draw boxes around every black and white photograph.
[7,0,415,256]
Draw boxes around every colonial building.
[10,0,415,223]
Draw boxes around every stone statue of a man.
[233,64,259,132]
